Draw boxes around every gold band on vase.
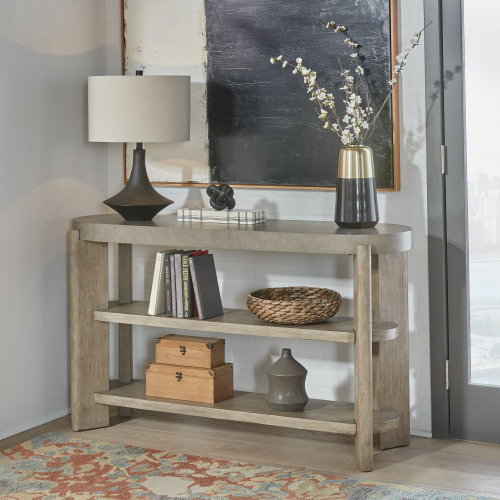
[337,145,375,179]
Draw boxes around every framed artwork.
[122,0,400,191]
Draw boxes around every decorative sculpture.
[206,183,236,211]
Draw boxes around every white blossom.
[268,24,425,146]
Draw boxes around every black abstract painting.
[205,0,396,189]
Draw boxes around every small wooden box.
[146,362,233,403]
[156,334,225,368]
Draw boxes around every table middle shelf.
[95,301,398,343]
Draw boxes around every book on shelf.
[148,250,177,316]
[169,253,178,317]
[164,252,174,317]
[174,251,184,318]
[188,253,224,320]
[173,249,196,318]
[182,250,208,318]
[178,207,266,225]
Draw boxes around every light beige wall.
[0,0,108,439]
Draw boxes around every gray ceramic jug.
[266,348,308,412]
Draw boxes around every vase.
[335,145,379,229]
[266,348,308,412]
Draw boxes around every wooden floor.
[1,411,500,498]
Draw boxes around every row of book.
[148,250,224,320]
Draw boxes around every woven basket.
[247,287,341,325]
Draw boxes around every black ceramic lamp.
[88,71,190,221]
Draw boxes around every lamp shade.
[88,75,190,143]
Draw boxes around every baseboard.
[410,429,432,438]
[0,407,71,442]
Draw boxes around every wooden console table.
[70,214,412,472]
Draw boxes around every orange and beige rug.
[0,432,493,499]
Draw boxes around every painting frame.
[120,0,400,191]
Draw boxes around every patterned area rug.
[0,432,494,499]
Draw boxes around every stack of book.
[148,249,224,320]
[178,207,266,225]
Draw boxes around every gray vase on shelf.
[266,348,308,412]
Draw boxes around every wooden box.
[156,334,225,368]
[146,362,233,403]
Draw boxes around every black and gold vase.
[335,145,379,229]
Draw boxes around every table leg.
[372,252,410,449]
[70,230,109,431]
[354,244,373,471]
[118,243,133,417]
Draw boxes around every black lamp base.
[104,144,173,222]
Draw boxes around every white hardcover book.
[148,251,166,315]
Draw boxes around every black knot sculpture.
[206,183,236,211]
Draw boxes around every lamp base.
[104,145,173,222]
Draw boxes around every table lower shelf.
[95,381,399,436]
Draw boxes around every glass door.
[464,0,500,389]
[444,0,500,443]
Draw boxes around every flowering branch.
[269,20,429,146]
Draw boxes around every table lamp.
[88,71,190,221]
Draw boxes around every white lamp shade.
[88,75,190,143]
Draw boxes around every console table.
[70,214,412,472]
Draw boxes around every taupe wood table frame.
[70,214,412,472]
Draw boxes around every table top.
[72,214,412,255]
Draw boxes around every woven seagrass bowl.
[247,286,342,325]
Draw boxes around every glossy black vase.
[104,144,174,222]
[335,145,379,229]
